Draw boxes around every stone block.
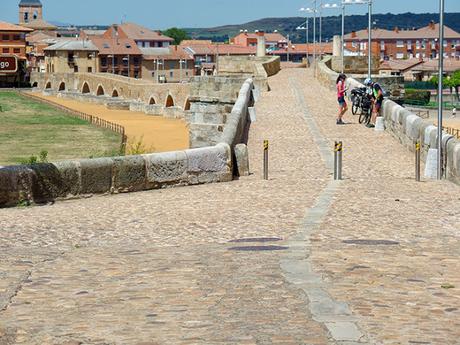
[186,145,229,173]
[405,114,423,140]
[112,156,146,193]
[79,158,113,194]
[144,105,163,116]
[27,163,71,202]
[0,166,34,207]
[424,125,437,146]
[145,151,188,187]
[235,143,250,176]
[54,160,81,196]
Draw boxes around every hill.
[184,12,460,43]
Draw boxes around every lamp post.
[321,3,340,57]
[437,0,445,180]
[300,6,317,69]
[296,19,309,68]
[342,0,372,79]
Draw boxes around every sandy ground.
[30,93,189,153]
[407,107,460,130]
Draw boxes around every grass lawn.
[0,91,122,166]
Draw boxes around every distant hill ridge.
[184,12,460,43]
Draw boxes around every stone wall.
[218,55,280,91]
[0,144,232,207]
[188,76,253,148]
[331,56,380,74]
[317,57,460,186]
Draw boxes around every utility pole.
[437,0,445,179]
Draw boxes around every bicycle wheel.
[352,102,359,115]
[359,109,367,124]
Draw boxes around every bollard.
[337,141,343,180]
[263,140,269,180]
[334,141,338,180]
[415,141,421,182]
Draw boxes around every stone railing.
[0,144,232,208]
[316,57,460,186]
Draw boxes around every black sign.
[0,56,18,73]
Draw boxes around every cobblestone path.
[1,69,459,345]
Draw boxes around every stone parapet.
[0,144,232,207]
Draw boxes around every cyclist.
[336,73,348,125]
[364,78,384,128]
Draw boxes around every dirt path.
[31,93,189,153]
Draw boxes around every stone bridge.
[31,72,192,111]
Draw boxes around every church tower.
[19,0,43,25]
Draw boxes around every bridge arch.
[58,81,66,91]
[165,94,175,108]
[148,96,157,105]
[81,82,91,94]
[183,98,191,111]
[45,81,52,89]
[96,84,105,96]
[32,81,38,88]
[111,89,119,98]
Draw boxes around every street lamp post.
[296,19,309,68]
[341,0,372,78]
[300,6,317,69]
[341,4,345,73]
[320,3,340,58]
[437,0,445,180]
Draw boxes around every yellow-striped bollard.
[263,140,269,180]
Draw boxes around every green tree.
[162,28,189,45]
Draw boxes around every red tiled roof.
[117,22,173,42]
[414,59,460,72]
[379,58,424,72]
[0,21,33,32]
[271,43,333,54]
[233,32,287,42]
[183,43,256,56]
[344,23,460,40]
[91,37,142,55]
[142,46,193,60]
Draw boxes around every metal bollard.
[334,141,343,180]
[415,141,421,182]
[263,140,269,180]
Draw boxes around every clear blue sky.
[2,0,460,29]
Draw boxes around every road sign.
[0,56,18,73]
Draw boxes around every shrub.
[404,89,431,105]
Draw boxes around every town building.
[379,57,460,81]
[18,0,57,32]
[44,40,98,74]
[141,46,194,83]
[181,40,256,75]
[344,21,460,60]
[0,21,33,86]
[270,43,333,62]
[102,23,173,48]
[91,37,142,78]
[231,31,288,50]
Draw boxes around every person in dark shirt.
[364,78,384,128]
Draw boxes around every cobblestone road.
[1,69,459,345]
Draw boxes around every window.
[13,35,20,41]
[2,48,9,53]
[416,53,420,58]
[421,40,426,49]
[101,57,107,66]
[24,12,29,22]
[380,41,385,50]
[186,71,189,76]
[88,67,92,73]
[2,35,9,41]
[74,66,78,72]
[114,57,118,65]
[133,57,139,65]
[33,10,38,20]
[168,61,175,69]
[431,40,436,49]
[407,40,412,48]
[396,40,404,48]
[396,53,404,59]
[13,48,20,54]
[443,40,447,47]
[170,71,174,78]
[352,42,357,48]
[416,40,420,49]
